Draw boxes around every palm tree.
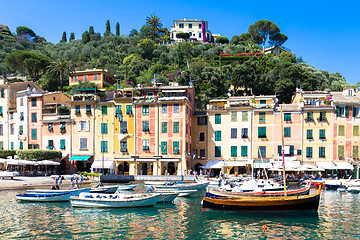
[47,58,73,92]
[146,14,162,42]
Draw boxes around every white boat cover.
[91,161,115,169]
[333,161,353,170]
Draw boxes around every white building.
[170,18,213,43]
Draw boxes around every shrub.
[0,150,16,158]
[16,150,62,161]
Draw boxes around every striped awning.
[69,156,92,161]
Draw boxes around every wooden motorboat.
[16,192,71,202]
[27,188,91,196]
[206,185,311,198]
[70,193,159,208]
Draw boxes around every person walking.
[79,173,84,188]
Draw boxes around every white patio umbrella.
[38,160,60,176]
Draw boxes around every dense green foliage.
[0,19,351,109]
[16,150,62,161]
[0,150,17,158]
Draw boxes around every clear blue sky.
[2,0,359,85]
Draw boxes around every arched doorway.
[194,163,203,174]
[168,162,175,175]
[118,162,129,175]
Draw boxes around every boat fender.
[262,225,267,233]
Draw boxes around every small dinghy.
[16,192,71,202]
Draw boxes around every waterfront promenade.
[0,176,76,191]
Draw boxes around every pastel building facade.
[170,18,212,43]
[69,69,116,88]
[191,111,208,171]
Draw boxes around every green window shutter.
[345,106,349,118]
[338,145,344,157]
[231,146,237,157]
[278,145,282,156]
[290,145,294,156]
[86,105,92,113]
[353,146,359,157]
[173,122,179,133]
[284,127,291,137]
[173,141,180,154]
[142,105,149,115]
[19,125,23,135]
[284,113,291,121]
[320,129,326,139]
[339,125,345,136]
[215,131,221,141]
[161,141,167,154]
[101,123,108,134]
[142,121,149,132]
[75,105,80,114]
[336,106,340,117]
[101,141,108,153]
[258,146,266,158]
[0,89,4,98]
[126,105,132,114]
[242,111,248,121]
[161,122,167,133]
[307,112,313,121]
[241,146,248,157]
[215,146,221,157]
[307,130,313,139]
[258,127,266,138]
[60,139,65,149]
[0,106,2,116]
[31,129,37,139]
[231,111,237,122]
[354,126,359,136]
[306,147,313,158]
[19,142,23,150]
[320,111,326,122]
[259,112,266,123]
[215,114,221,124]
[319,147,325,158]
[115,105,122,114]
[102,106,108,115]
[260,100,266,105]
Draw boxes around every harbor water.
[1,186,360,239]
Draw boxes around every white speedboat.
[27,188,91,196]
[116,185,137,191]
[90,185,119,194]
[16,192,71,202]
[70,193,159,208]
[154,182,209,191]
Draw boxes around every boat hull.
[90,186,119,194]
[157,192,179,202]
[202,194,320,212]
[70,195,159,208]
[16,192,71,202]
[155,182,209,191]
[27,188,91,196]
[116,185,137,191]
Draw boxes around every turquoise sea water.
[1,186,360,239]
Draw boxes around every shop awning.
[203,160,223,169]
[91,161,115,169]
[114,158,134,162]
[223,161,248,167]
[316,161,336,170]
[253,161,271,169]
[159,158,180,162]
[69,156,92,161]
[333,161,354,170]
[137,158,156,162]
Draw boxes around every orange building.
[69,69,116,88]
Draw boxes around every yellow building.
[191,111,208,171]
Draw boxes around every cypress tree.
[70,32,75,42]
[89,26,94,35]
[61,31,67,42]
[82,31,90,43]
[105,20,111,36]
[116,22,120,36]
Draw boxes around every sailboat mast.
[280,105,287,198]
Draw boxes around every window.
[120,121,127,133]
[142,105,149,115]
[215,114,221,124]
[306,147,313,158]
[60,139,65,150]
[31,98,36,107]
[10,112,13,119]
[179,23,184,28]
[353,106,360,118]
[319,111,326,122]
[10,124,14,135]
[320,129,326,139]
[31,129,37,140]
[258,127,266,138]
[20,112,24,121]
[78,121,89,131]
[173,104,179,113]
[10,142,13,150]
[74,76,78,82]
[162,104,168,113]
[188,23,192,28]
[101,141,108,153]
[199,33,202,38]
[215,146,221,157]
[307,112,313,122]
[200,149,205,158]
[339,125,345,136]
[199,24,202,29]
[307,130,313,139]
[120,141,127,152]
[231,146,237,157]
[101,123,108,134]
[126,105,132,115]
[319,147,325,158]
[31,113,37,122]
[284,113,291,122]
[94,74,98,81]
[0,124,2,135]
[48,140,54,150]
[19,142,23,150]
[20,98,23,106]
[142,140,150,151]
[84,75,88,81]
[231,128,237,139]
[215,131,221,141]
[338,145,345,157]
[173,141,180,154]
[198,116,207,125]
[173,122,180,133]
[186,123,188,134]
[75,105,80,114]
[241,128,248,138]
[142,121,150,132]
[19,125,23,135]
[48,123,53,133]
[161,122,167,133]
[80,138,87,150]
[352,126,360,137]
[0,88,4,98]
[336,106,348,118]
[241,146,248,157]
[284,127,291,137]
[231,111,237,122]
[102,106,108,115]
[0,106,2,116]
[259,112,266,123]
[260,100,266,105]
[258,146,266,158]
[86,105,91,114]
[200,132,205,141]
[353,146,359,158]
[161,141,167,154]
